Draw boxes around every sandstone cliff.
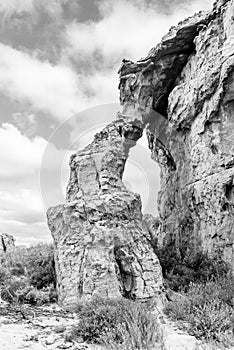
[47,0,234,304]
[119,0,234,265]
[47,118,163,305]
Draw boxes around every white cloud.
[0,0,215,245]
[0,0,70,18]
[0,189,45,224]
[0,123,46,178]
[0,123,49,244]
[0,0,214,124]
[0,123,69,244]
[61,0,214,122]
[12,112,38,137]
[0,0,35,15]
[0,44,88,120]
[65,2,168,65]
[65,0,214,65]
[0,217,51,246]
[0,43,120,122]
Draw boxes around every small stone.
[64,330,74,343]
[54,325,66,333]
[75,336,84,343]
[164,334,198,350]
[45,335,56,345]
[28,334,39,342]
[57,343,72,349]
[0,317,11,325]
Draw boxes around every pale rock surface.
[0,303,229,350]
[47,118,163,305]
[164,333,198,350]
[119,0,234,266]
[0,305,104,350]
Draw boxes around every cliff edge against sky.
[48,0,234,304]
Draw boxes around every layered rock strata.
[119,0,234,265]
[47,118,163,305]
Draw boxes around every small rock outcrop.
[47,118,163,305]
[0,233,15,254]
[119,0,234,265]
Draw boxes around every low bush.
[1,275,57,305]
[25,284,58,305]
[155,244,229,291]
[157,244,234,346]
[13,243,56,289]
[0,266,10,284]
[1,276,30,303]
[0,243,57,305]
[72,298,164,350]
[164,278,234,347]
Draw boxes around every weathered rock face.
[143,214,160,248]
[0,233,15,254]
[119,0,234,265]
[47,118,163,306]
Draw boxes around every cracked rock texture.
[119,0,234,265]
[47,118,163,306]
[0,233,15,253]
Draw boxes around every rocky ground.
[0,300,230,350]
[0,302,103,350]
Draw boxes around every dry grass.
[72,297,165,350]
[164,279,234,347]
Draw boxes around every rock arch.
[119,0,234,266]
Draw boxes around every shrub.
[5,243,56,289]
[164,279,234,347]
[10,262,25,276]
[155,244,229,291]
[24,284,57,305]
[72,298,164,350]
[0,243,57,305]
[1,276,30,303]
[1,276,57,305]
[0,266,10,285]
[19,244,56,289]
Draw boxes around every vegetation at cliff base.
[72,297,164,350]
[164,278,234,346]
[157,244,234,346]
[0,243,57,305]
[155,244,229,291]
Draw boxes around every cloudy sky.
[0,0,214,245]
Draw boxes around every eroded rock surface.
[47,118,163,305]
[119,0,234,265]
[0,303,104,350]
